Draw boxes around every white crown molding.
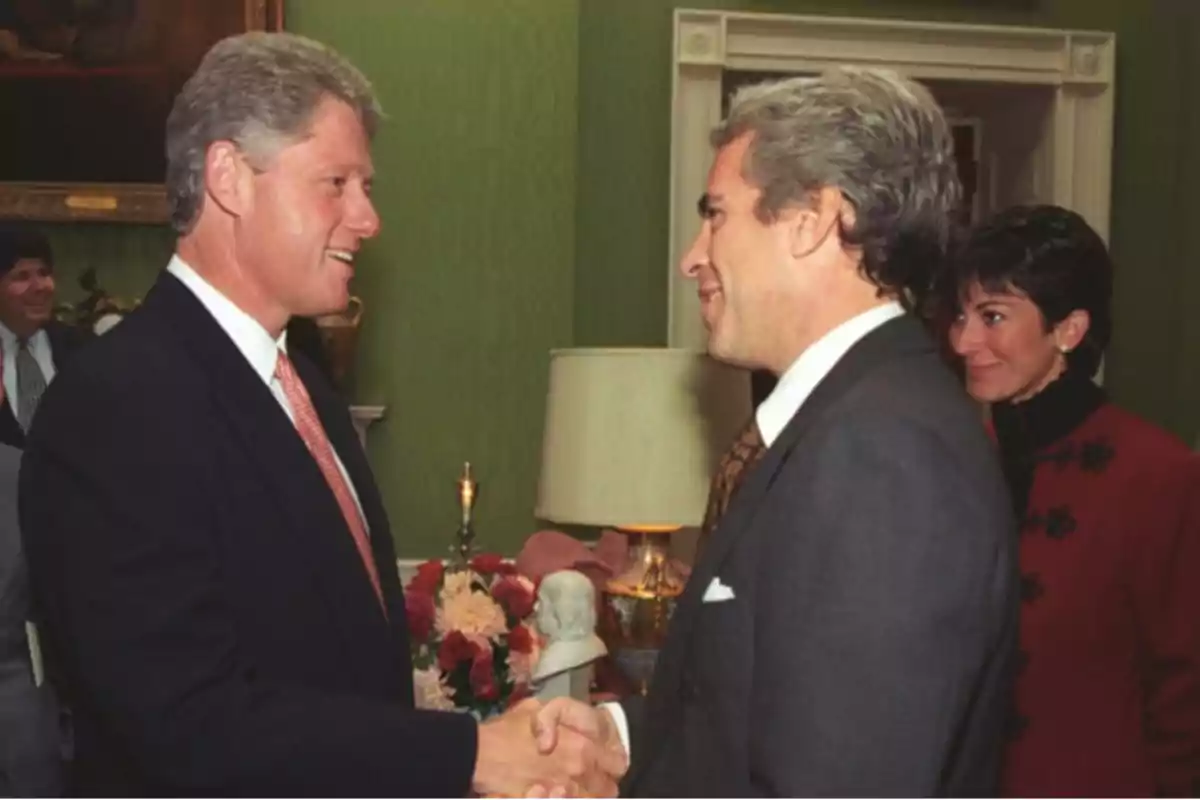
[667,9,1115,350]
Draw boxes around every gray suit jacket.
[0,442,62,796]
[621,316,1019,797]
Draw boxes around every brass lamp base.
[599,530,685,695]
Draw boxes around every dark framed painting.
[0,0,284,224]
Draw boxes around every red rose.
[437,630,479,672]
[506,683,532,709]
[404,591,436,642]
[470,553,506,576]
[408,560,444,594]
[491,576,535,619]
[506,623,534,654]
[469,648,499,701]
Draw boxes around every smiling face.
[949,281,1088,403]
[231,96,380,329]
[0,257,56,338]
[677,133,808,372]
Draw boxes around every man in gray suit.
[0,441,62,795]
[536,67,1019,796]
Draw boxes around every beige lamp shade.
[535,348,753,529]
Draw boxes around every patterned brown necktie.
[694,416,768,559]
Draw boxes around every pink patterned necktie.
[275,350,385,615]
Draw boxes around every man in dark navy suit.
[19,31,623,797]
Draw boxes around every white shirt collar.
[167,254,286,386]
[0,321,47,351]
[755,302,905,446]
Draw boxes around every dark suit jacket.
[19,273,476,796]
[0,320,91,450]
[621,315,1019,797]
[0,442,62,796]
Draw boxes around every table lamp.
[534,348,751,692]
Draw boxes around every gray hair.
[713,66,961,305]
[165,31,383,234]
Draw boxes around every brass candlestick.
[450,462,479,568]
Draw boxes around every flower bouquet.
[403,554,540,719]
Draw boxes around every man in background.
[0,226,89,449]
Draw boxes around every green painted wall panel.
[30,0,1200,563]
[574,0,1200,445]
[287,0,579,556]
[44,0,580,557]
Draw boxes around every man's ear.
[204,141,254,219]
[788,185,844,260]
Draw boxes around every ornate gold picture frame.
[0,0,283,224]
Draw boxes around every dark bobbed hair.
[943,204,1112,378]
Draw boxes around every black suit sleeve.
[748,413,1013,795]
[20,374,476,797]
[617,694,645,767]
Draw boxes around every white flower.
[441,571,475,598]
[436,584,508,641]
[413,666,456,711]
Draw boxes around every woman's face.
[948,282,1085,403]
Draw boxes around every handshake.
[471,697,628,798]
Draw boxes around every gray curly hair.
[714,66,961,306]
[165,31,382,234]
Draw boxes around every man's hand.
[472,699,627,797]
[531,698,628,794]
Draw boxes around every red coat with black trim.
[998,395,1200,797]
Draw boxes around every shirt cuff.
[599,701,631,759]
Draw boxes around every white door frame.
[667,9,1116,349]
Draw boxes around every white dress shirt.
[603,300,906,757]
[167,255,367,524]
[754,301,905,446]
[0,323,55,414]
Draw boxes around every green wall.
[575,0,1200,445]
[36,1,1200,556]
[285,0,579,556]
[46,0,580,557]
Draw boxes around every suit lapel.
[45,320,89,372]
[294,355,412,655]
[675,316,932,636]
[141,275,397,662]
[633,316,934,779]
[44,321,69,366]
[0,400,23,448]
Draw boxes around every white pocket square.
[702,577,736,603]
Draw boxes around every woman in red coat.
[946,205,1200,796]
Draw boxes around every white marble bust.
[531,570,607,703]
